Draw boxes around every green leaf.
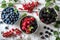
[22,13,27,17]
[54,23,59,28]
[14,8,18,13]
[1,0,7,8]
[8,2,14,7]
[54,5,59,11]
[14,0,18,2]
[56,21,60,24]
[52,0,55,3]
[45,0,51,2]
[45,2,52,7]
[56,37,60,40]
[54,31,58,35]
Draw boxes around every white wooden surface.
[0,0,60,40]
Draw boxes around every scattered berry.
[44,26,47,29]
[5,26,9,29]
[41,36,45,39]
[45,35,49,38]
[45,31,49,33]
[50,29,53,32]
[40,32,43,35]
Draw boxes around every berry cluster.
[40,26,53,39]
[23,1,40,13]
[39,7,57,24]
[1,7,19,24]
[20,16,38,34]
[2,28,21,37]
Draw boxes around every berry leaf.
[21,13,27,17]
[53,31,58,35]
[45,2,52,7]
[54,5,60,11]
[8,2,14,7]
[1,0,7,8]
[14,0,18,2]
[56,37,60,40]
[14,8,18,13]
[45,0,51,2]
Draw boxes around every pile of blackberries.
[1,7,19,24]
[39,7,57,24]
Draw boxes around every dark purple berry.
[45,31,49,33]
[48,32,52,35]
[47,27,50,30]
[40,32,43,35]
[50,29,53,32]
[44,26,47,29]
[5,26,9,29]
[41,36,45,39]
[45,35,49,38]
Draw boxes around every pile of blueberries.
[1,7,19,24]
[39,7,57,24]
[40,26,54,39]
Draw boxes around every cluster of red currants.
[23,1,40,13]
[2,28,22,37]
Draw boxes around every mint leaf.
[22,13,27,17]
[45,0,51,2]
[56,21,60,24]
[45,2,52,7]
[14,0,18,2]
[14,8,18,13]
[8,2,14,7]
[1,0,7,8]
[54,31,58,35]
[54,23,59,28]
[54,5,59,11]
[53,0,55,3]
[56,37,60,40]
